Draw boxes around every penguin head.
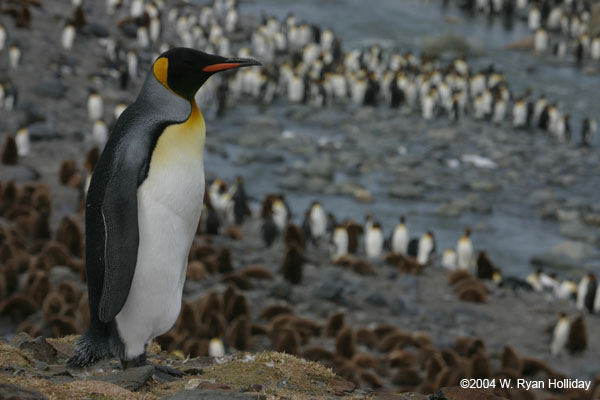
[152,47,261,101]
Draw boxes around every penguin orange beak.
[203,58,262,72]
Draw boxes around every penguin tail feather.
[67,334,108,368]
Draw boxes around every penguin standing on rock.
[68,48,260,371]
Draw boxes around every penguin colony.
[1,175,599,395]
[0,0,597,150]
[446,0,600,66]
[0,0,598,395]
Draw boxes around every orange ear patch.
[153,57,169,88]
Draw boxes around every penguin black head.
[152,47,261,101]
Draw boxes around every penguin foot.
[120,354,184,377]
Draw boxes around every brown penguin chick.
[416,346,438,368]
[71,5,86,29]
[356,326,378,349]
[1,136,18,165]
[181,338,209,358]
[344,220,363,254]
[501,345,521,372]
[281,243,305,285]
[351,259,376,276]
[333,254,355,268]
[221,272,252,290]
[373,323,397,339]
[226,293,250,322]
[203,310,227,339]
[457,282,487,303]
[360,370,383,389]
[454,337,485,358]
[34,241,73,271]
[188,242,216,262]
[199,291,223,322]
[389,350,417,368]
[379,330,415,352]
[0,180,19,211]
[227,315,250,350]
[250,323,268,336]
[217,247,233,273]
[260,194,277,218]
[186,261,207,281]
[448,269,473,286]
[49,315,79,336]
[156,331,185,352]
[177,302,200,336]
[0,274,6,301]
[17,321,41,338]
[238,265,274,280]
[326,312,345,337]
[520,357,553,377]
[259,304,293,321]
[84,147,100,172]
[55,216,83,257]
[469,351,490,379]
[335,326,356,359]
[302,346,334,362]
[25,270,50,306]
[0,294,37,320]
[59,159,80,186]
[274,328,300,354]
[392,367,422,387]
[411,331,432,348]
[351,352,379,370]
[31,185,51,215]
[0,262,19,294]
[567,314,587,354]
[220,285,236,317]
[476,251,495,280]
[424,352,445,381]
[331,359,360,386]
[42,291,65,322]
[76,293,89,332]
[284,223,305,248]
[434,367,454,390]
[440,348,461,367]
[224,226,243,240]
[201,254,219,274]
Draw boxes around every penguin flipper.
[97,164,142,323]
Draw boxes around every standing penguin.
[67,48,260,370]
[550,312,570,356]
[390,216,408,255]
[456,228,473,270]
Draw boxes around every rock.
[556,209,579,222]
[93,365,155,392]
[314,280,344,302]
[365,291,388,307]
[427,128,457,141]
[302,157,335,179]
[583,213,600,226]
[468,180,498,192]
[377,393,429,400]
[559,222,598,244]
[269,282,293,301]
[331,375,356,395]
[18,337,58,364]
[163,389,265,399]
[0,165,40,181]
[388,184,423,200]
[433,386,506,399]
[0,384,48,400]
[531,240,594,270]
[234,151,283,165]
[422,33,484,57]
[87,22,110,37]
[34,80,67,99]
[437,202,463,218]
[28,122,59,141]
[504,36,534,50]
[339,183,373,203]
[278,174,304,191]
[305,177,329,192]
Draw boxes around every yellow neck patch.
[153,57,173,93]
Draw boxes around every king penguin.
[68,48,260,370]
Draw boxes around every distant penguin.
[554,280,578,301]
[441,249,457,270]
[577,274,591,310]
[62,24,76,50]
[208,337,226,357]
[550,313,570,356]
[456,228,473,270]
[528,6,541,30]
[306,201,327,244]
[15,128,30,158]
[417,231,436,266]
[512,97,527,128]
[330,225,349,260]
[272,196,290,232]
[581,118,596,147]
[365,222,384,259]
[92,120,109,147]
[87,90,104,121]
[391,216,409,255]
[130,0,144,17]
[534,29,548,52]
[127,50,139,79]
[0,24,6,51]
[526,269,543,292]
[9,45,21,69]
[584,274,597,314]
[231,176,251,225]
[261,210,278,247]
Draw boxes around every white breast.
[391,225,408,255]
[116,108,206,359]
[550,319,569,355]
[365,228,383,259]
[456,238,473,270]
[331,228,348,260]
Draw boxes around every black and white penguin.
[231,176,251,225]
[550,312,569,356]
[87,90,104,121]
[456,228,473,270]
[581,118,596,147]
[68,48,260,370]
[390,216,409,255]
[304,201,328,245]
[365,222,384,259]
[417,231,436,266]
[330,225,349,261]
